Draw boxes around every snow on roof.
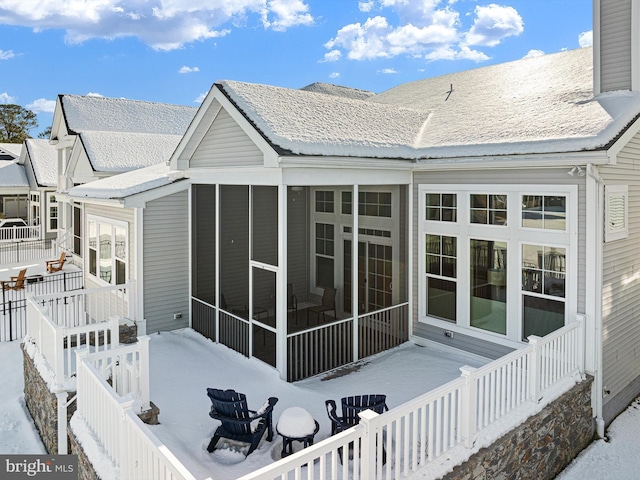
[68,162,184,199]
[60,94,197,135]
[300,82,375,100]
[219,80,431,159]
[25,139,57,187]
[221,47,640,160]
[79,131,184,172]
[0,143,22,158]
[0,160,28,187]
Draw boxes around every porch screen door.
[344,240,392,314]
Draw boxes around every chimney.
[593,0,640,94]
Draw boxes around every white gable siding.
[599,130,640,422]
[83,204,135,290]
[600,0,632,92]
[189,107,264,168]
[411,168,586,358]
[143,191,190,334]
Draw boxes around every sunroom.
[189,178,411,381]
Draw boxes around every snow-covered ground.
[1,331,639,479]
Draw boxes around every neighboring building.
[48,94,196,275]
[44,0,640,441]
[0,143,28,220]
[18,139,59,238]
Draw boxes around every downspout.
[586,163,605,438]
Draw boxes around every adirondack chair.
[326,394,388,464]
[2,269,27,291]
[46,252,66,273]
[206,388,278,457]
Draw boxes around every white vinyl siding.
[143,191,190,334]
[599,130,640,420]
[190,106,264,168]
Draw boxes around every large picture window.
[87,216,127,285]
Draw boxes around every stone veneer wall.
[443,376,595,480]
[68,429,99,480]
[22,343,76,454]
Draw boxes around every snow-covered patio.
[144,328,489,480]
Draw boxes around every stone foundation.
[443,376,595,480]
[68,429,100,480]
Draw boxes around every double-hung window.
[87,216,127,285]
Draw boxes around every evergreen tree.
[0,104,38,143]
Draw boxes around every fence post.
[137,336,151,412]
[528,336,542,403]
[359,409,379,480]
[459,365,478,448]
[56,391,69,454]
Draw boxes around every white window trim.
[86,215,128,286]
[418,184,577,347]
[46,192,58,233]
[604,184,628,242]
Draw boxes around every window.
[522,245,565,338]
[315,223,334,288]
[47,193,58,231]
[342,191,352,215]
[315,191,334,213]
[426,193,456,222]
[359,192,392,217]
[87,216,127,285]
[470,194,507,225]
[605,185,628,242]
[425,234,457,322]
[522,195,566,230]
[419,185,575,343]
[73,205,82,256]
[30,192,40,227]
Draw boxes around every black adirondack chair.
[325,394,388,435]
[326,394,389,464]
[206,388,278,457]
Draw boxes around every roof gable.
[24,139,57,187]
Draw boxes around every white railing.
[25,283,134,387]
[75,341,199,480]
[0,225,40,242]
[238,318,585,480]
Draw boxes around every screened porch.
[190,183,410,381]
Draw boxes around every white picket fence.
[74,338,202,480]
[25,282,134,386]
[0,225,40,242]
[237,317,585,480]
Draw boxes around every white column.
[276,185,288,379]
[352,184,359,362]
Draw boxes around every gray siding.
[599,130,640,423]
[600,0,632,92]
[287,188,310,303]
[143,191,190,333]
[190,106,264,168]
[411,168,586,354]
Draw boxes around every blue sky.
[0,0,593,138]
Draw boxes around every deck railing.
[0,238,53,264]
[74,340,199,480]
[237,318,585,480]
[0,225,40,243]
[25,283,134,386]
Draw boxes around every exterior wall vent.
[605,184,628,242]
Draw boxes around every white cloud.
[324,1,521,66]
[194,92,207,103]
[0,49,15,60]
[0,0,314,51]
[359,1,375,12]
[380,68,397,74]
[0,92,15,103]
[179,65,200,74]
[522,49,545,59]
[465,4,523,47]
[86,92,104,97]
[329,72,340,79]
[579,30,593,48]
[26,98,56,113]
